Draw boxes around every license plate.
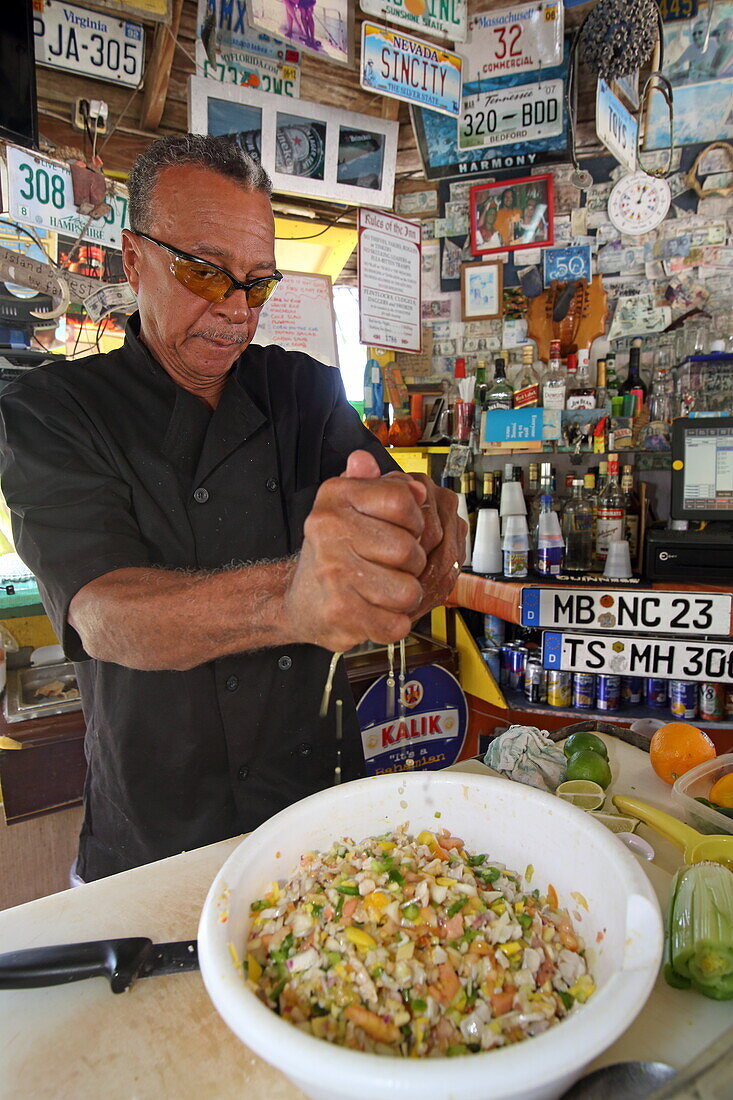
[33,0,144,88]
[543,631,733,683]
[462,1,563,84]
[596,79,638,172]
[459,78,562,149]
[5,145,129,250]
[523,588,732,636]
[543,244,592,283]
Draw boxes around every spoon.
[613,795,733,868]
[558,1060,675,1099]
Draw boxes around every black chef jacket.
[0,315,398,881]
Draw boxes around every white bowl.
[198,772,662,1100]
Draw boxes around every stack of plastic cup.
[472,508,502,574]
[499,480,527,538]
[604,540,633,578]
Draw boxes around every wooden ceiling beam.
[139,0,184,132]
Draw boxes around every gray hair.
[127,133,272,232]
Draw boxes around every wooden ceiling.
[33,0,602,280]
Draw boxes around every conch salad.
[244,826,595,1056]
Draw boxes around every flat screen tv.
[0,0,39,148]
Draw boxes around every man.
[0,134,464,882]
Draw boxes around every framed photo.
[470,174,554,257]
[247,0,354,67]
[189,76,398,207]
[460,261,503,321]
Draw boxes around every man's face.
[121,165,277,394]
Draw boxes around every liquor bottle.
[639,366,674,450]
[486,357,513,410]
[567,349,596,410]
[529,464,556,568]
[467,471,478,516]
[621,465,641,562]
[620,338,648,412]
[474,360,488,409]
[583,472,599,568]
[595,453,626,562]
[595,358,608,410]
[457,473,473,565]
[513,344,540,407]
[563,479,594,572]
[605,351,621,399]
[526,462,539,499]
[480,471,494,508]
[536,494,564,576]
[541,339,566,410]
[596,459,608,493]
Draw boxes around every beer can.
[596,674,621,711]
[507,644,529,692]
[525,658,547,704]
[499,644,516,688]
[484,614,506,648]
[645,677,668,708]
[572,672,596,710]
[480,644,501,684]
[621,676,642,706]
[700,682,725,721]
[670,680,698,719]
[547,670,572,708]
[726,684,733,719]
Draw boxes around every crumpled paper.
[484,725,566,793]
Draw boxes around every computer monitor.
[671,416,733,522]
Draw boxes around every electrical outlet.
[72,98,108,134]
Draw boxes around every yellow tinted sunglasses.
[134,231,282,306]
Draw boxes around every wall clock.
[607,171,671,235]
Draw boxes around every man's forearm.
[68,560,299,671]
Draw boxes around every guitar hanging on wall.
[526,275,609,362]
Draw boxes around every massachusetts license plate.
[33,0,145,88]
[459,78,562,149]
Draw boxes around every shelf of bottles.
[445,336,733,459]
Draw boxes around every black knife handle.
[0,938,152,993]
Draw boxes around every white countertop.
[1,737,732,1099]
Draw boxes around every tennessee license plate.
[34,0,145,88]
[459,79,563,149]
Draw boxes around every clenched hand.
[284,451,466,651]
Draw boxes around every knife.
[0,937,199,994]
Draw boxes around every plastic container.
[198,771,662,1100]
[672,753,733,837]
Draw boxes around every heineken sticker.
[357,664,468,776]
[361,22,463,118]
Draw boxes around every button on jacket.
[0,316,397,881]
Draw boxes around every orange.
[709,772,733,809]
[649,722,716,785]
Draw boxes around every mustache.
[191,329,250,344]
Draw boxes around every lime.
[589,812,639,835]
[563,732,609,760]
[566,749,613,790]
[555,780,605,810]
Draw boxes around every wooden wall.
[33,0,602,283]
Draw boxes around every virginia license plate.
[459,78,562,149]
[33,0,145,88]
